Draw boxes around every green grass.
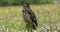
[0,4,60,32]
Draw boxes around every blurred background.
[0,0,60,32]
[0,0,59,6]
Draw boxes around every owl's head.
[22,2,30,8]
[22,2,30,10]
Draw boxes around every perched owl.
[22,3,37,30]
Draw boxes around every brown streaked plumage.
[22,3,37,30]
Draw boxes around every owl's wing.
[28,10,37,27]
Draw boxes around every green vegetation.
[0,0,55,6]
[0,5,60,32]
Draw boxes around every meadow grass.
[0,4,60,32]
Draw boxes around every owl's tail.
[32,23,37,30]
